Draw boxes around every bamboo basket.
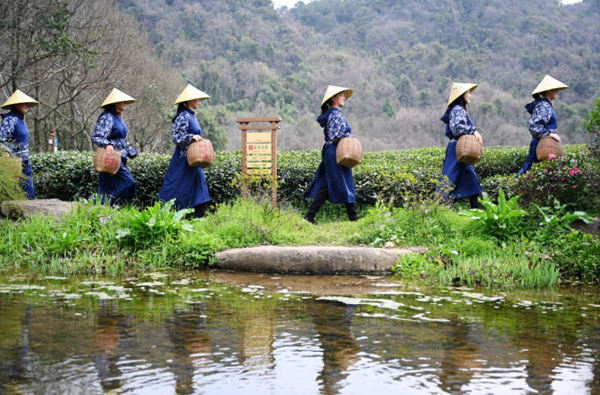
[93,147,121,175]
[336,137,363,168]
[187,138,214,168]
[536,136,564,161]
[456,134,483,165]
[2,153,22,179]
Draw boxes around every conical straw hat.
[447,83,478,106]
[531,75,568,97]
[100,88,136,108]
[321,85,353,107]
[1,89,39,109]
[174,84,210,105]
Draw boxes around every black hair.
[177,103,187,114]
[101,103,119,115]
[320,98,333,115]
[449,93,468,111]
[8,104,25,115]
[172,102,189,123]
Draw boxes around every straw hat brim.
[100,88,136,108]
[1,90,39,109]
[531,75,569,97]
[447,83,478,106]
[174,84,210,104]
[321,85,353,107]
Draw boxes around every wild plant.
[461,190,529,241]
[115,199,194,249]
[533,200,593,245]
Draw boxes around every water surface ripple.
[0,271,598,394]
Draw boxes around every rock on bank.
[215,246,421,274]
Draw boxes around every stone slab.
[215,245,422,274]
[571,217,600,236]
[1,199,77,220]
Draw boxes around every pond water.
[0,271,599,394]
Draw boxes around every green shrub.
[583,93,600,161]
[550,231,600,282]
[480,174,518,201]
[0,156,26,202]
[29,145,595,211]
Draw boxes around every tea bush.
[30,144,592,209]
[584,93,600,161]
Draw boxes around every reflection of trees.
[312,301,359,395]
[164,303,212,395]
[438,315,481,393]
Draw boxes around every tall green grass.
[0,194,597,287]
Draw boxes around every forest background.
[1,0,599,154]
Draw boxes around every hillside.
[121,0,600,151]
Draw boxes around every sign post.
[48,130,57,153]
[237,117,281,206]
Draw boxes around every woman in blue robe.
[159,84,211,218]
[92,88,138,206]
[0,90,39,199]
[439,83,483,209]
[304,85,357,224]
[517,75,568,175]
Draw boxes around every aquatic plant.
[394,246,560,289]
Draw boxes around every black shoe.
[304,215,317,225]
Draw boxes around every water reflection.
[93,301,125,391]
[165,303,212,395]
[0,272,599,394]
[313,300,359,394]
[438,316,482,393]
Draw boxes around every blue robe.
[305,108,356,204]
[91,112,138,205]
[0,111,35,199]
[517,98,558,175]
[159,108,210,209]
[439,104,482,199]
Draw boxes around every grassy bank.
[1,195,598,288]
[2,144,599,287]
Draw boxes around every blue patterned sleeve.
[125,142,139,159]
[449,106,477,138]
[529,101,554,139]
[91,113,114,148]
[172,112,194,146]
[325,111,352,142]
[0,116,17,154]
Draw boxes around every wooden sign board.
[237,117,281,205]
